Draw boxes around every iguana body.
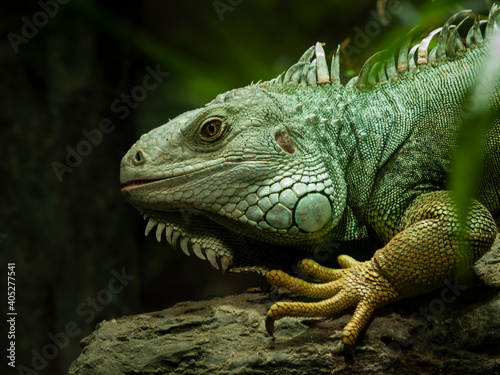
[120,6,500,358]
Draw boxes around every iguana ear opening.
[275,132,295,154]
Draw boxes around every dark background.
[0,0,492,373]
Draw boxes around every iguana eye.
[200,119,222,140]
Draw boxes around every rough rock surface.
[68,236,500,375]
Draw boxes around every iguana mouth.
[120,157,227,189]
[121,157,259,192]
[123,179,164,188]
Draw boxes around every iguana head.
[120,44,349,273]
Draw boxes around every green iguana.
[120,5,500,359]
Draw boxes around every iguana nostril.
[132,150,145,165]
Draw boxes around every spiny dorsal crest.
[262,4,500,91]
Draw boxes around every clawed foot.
[265,255,399,357]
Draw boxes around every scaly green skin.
[120,7,500,357]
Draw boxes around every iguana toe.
[265,257,399,348]
[296,255,361,282]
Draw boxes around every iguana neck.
[266,44,487,244]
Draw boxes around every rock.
[475,234,500,288]
[68,236,500,375]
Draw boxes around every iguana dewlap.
[120,6,500,358]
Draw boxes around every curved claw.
[265,314,275,337]
[343,344,355,364]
